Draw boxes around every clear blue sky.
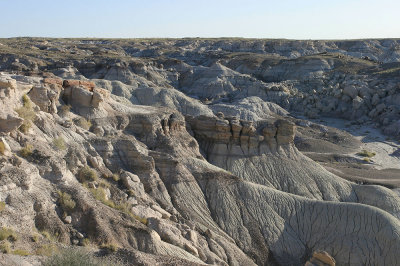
[1,0,399,39]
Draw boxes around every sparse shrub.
[36,244,59,256]
[15,94,36,133]
[0,241,11,253]
[114,202,147,225]
[127,189,135,197]
[57,191,76,214]
[12,249,30,256]
[100,243,119,252]
[19,120,32,133]
[0,141,5,155]
[40,231,59,242]
[59,105,71,116]
[78,166,98,182]
[87,186,147,225]
[0,227,17,242]
[53,136,66,150]
[0,201,5,212]
[98,179,111,188]
[31,234,39,242]
[22,94,31,108]
[357,149,376,158]
[43,247,123,266]
[75,117,92,130]
[81,238,91,247]
[111,173,120,182]
[88,187,115,208]
[133,215,148,225]
[363,157,371,162]
[19,144,33,157]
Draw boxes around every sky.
[0,0,399,39]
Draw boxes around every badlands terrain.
[0,38,400,265]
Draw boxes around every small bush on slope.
[75,117,92,130]
[357,149,376,158]
[78,166,98,182]
[57,191,76,214]
[15,94,36,133]
[0,227,17,241]
[0,141,5,155]
[19,144,33,158]
[43,248,124,266]
[53,136,66,150]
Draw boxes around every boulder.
[0,114,23,133]
[63,80,95,91]
[376,103,386,113]
[131,205,162,219]
[305,251,336,266]
[343,85,358,99]
[352,96,363,110]
[28,85,60,113]
[120,171,141,190]
[64,216,72,224]
[62,86,107,109]
[0,76,17,90]
[43,78,63,87]
[151,204,171,219]
[371,93,380,106]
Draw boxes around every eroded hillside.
[0,38,400,266]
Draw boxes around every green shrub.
[43,248,123,266]
[19,144,33,157]
[98,179,111,188]
[0,227,17,242]
[0,141,5,155]
[78,166,98,182]
[114,202,147,225]
[57,191,76,214]
[36,244,59,256]
[12,249,30,256]
[19,120,32,133]
[75,118,92,130]
[87,187,147,225]
[100,243,119,252]
[31,234,39,242]
[88,187,115,208]
[127,189,135,197]
[111,174,120,182]
[40,230,59,242]
[0,241,11,253]
[53,137,66,150]
[81,238,91,247]
[0,201,5,212]
[22,94,31,108]
[357,149,376,158]
[15,94,36,133]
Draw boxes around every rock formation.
[0,38,400,266]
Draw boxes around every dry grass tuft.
[357,149,376,158]
[57,191,76,214]
[19,144,33,157]
[53,136,66,150]
[78,166,98,182]
[75,117,92,130]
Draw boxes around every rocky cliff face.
[0,38,400,266]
